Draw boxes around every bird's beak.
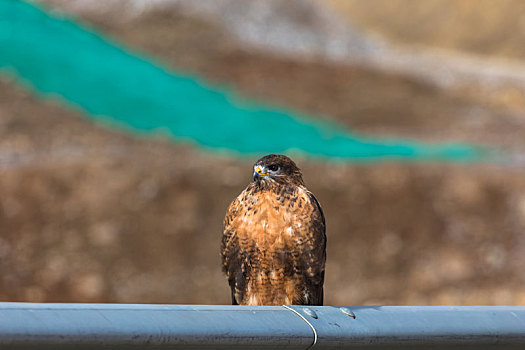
[253,165,266,181]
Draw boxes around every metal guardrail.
[0,303,524,349]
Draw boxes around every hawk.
[221,154,326,305]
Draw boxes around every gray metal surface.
[0,303,524,349]
[0,303,312,349]
[286,305,525,349]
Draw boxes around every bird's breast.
[234,187,308,244]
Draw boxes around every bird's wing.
[221,195,247,305]
[291,190,326,305]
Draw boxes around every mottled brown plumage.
[221,154,326,305]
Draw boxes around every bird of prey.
[221,154,326,306]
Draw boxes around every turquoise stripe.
[0,0,484,161]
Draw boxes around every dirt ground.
[1,2,524,305]
[323,0,525,61]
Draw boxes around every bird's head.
[252,154,304,186]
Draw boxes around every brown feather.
[221,155,326,306]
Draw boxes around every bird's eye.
[268,164,279,172]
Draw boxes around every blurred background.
[1,0,525,305]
